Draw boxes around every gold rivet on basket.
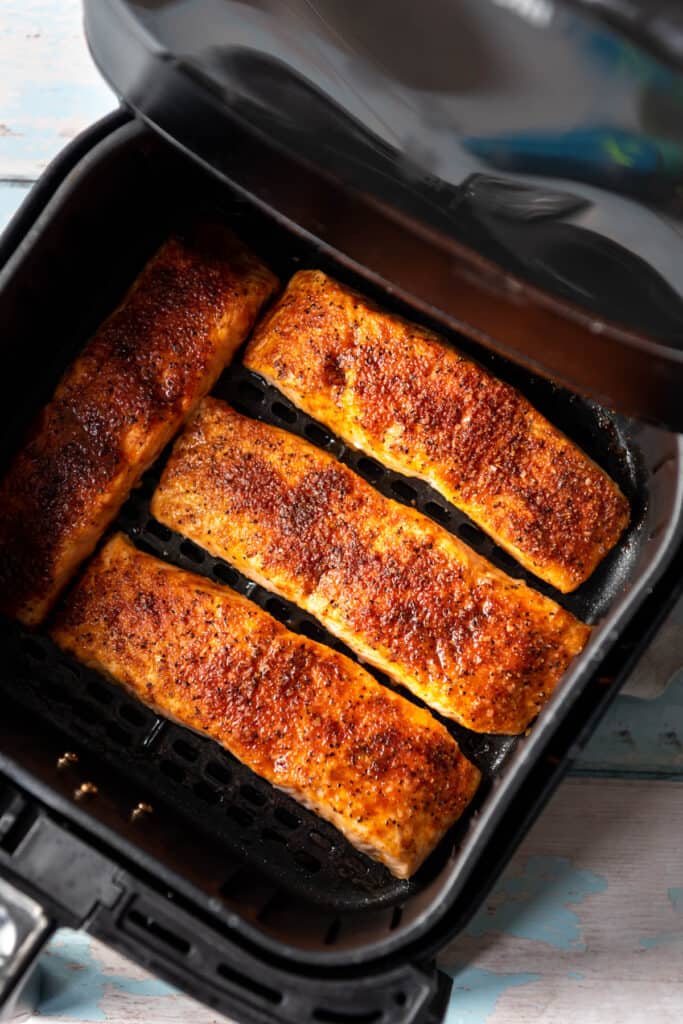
[57,752,79,770]
[130,802,154,823]
[73,782,98,801]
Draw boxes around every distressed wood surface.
[3,3,683,1023]
[0,0,114,180]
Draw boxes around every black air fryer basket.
[2,2,683,1022]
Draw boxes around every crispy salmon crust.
[51,534,480,879]
[0,226,278,625]
[152,399,591,734]
[244,270,630,593]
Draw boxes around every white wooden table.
[2,4,683,1022]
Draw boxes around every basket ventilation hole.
[72,700,99,725]
[229,398,252,417]
[135,537,160,559]
[304,422,332,447]
[391,480,417,503]
[173,739,198,762]
[126,910,191,955]
[194,781,219,804]
[119,703,147,726]
[265,597,289,621]
[308,830,332,850]
[216,962,282,1005]
[271,401,297,424]
[293,849,321,873]
[298,619,325,642]
[262,827,287,845]
[273,807,300,830]
[206,761,232,785]
[226,805,253,827]
[146,519,172,542]
[240,784,266,806]
[87,681,113,705]
[495,550,520,571]
[356,457,383,482]
[214,564,238,587]
[44,680,67,703]
[423,500,450,524]
[106,722,131,745]
[160,760,184,783]
[180,540,204,564]
[239,380,266,404]
[458,523,486,548]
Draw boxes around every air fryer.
[1,3,683,1023]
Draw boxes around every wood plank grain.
[574,674,683,777]
[0,0,113,179]
[444,777,683,1023]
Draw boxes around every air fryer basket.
[0,116,682,1008]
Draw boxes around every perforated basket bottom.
[0,341,649,914]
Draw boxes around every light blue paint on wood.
[446,965,541,1024]
[639,930,683,950]
[0,180,32,232]
[668,886,683,911]
[575,673,683,777]
[465,855,607,951]
[566,971,585,979]
[39,929,175,1021]
[0,0,114,177]
[638,888,683,949]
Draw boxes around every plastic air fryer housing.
[84,0,683,431]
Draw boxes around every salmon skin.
[0,225,278,625]
[51,534,481,879]
[152,399,591,735]
[244,270,630,593]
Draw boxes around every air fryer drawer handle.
[0,776,452,1024]
[93,889,454,1024]
[0,778,124,1020]
[0,876,52,1021]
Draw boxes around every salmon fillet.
[0,225,278,625]
[244,270,630,593]
[51,534,480,879]
[152,399,591,734]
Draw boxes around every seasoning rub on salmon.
[244,270,630,593]
[0,225,278,626]
[51,534,480,879]
[152,399,591,735]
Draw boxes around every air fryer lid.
[84,0,683,431]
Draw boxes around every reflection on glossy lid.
[86,0,683,428]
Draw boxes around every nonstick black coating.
[0,119,656,921]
